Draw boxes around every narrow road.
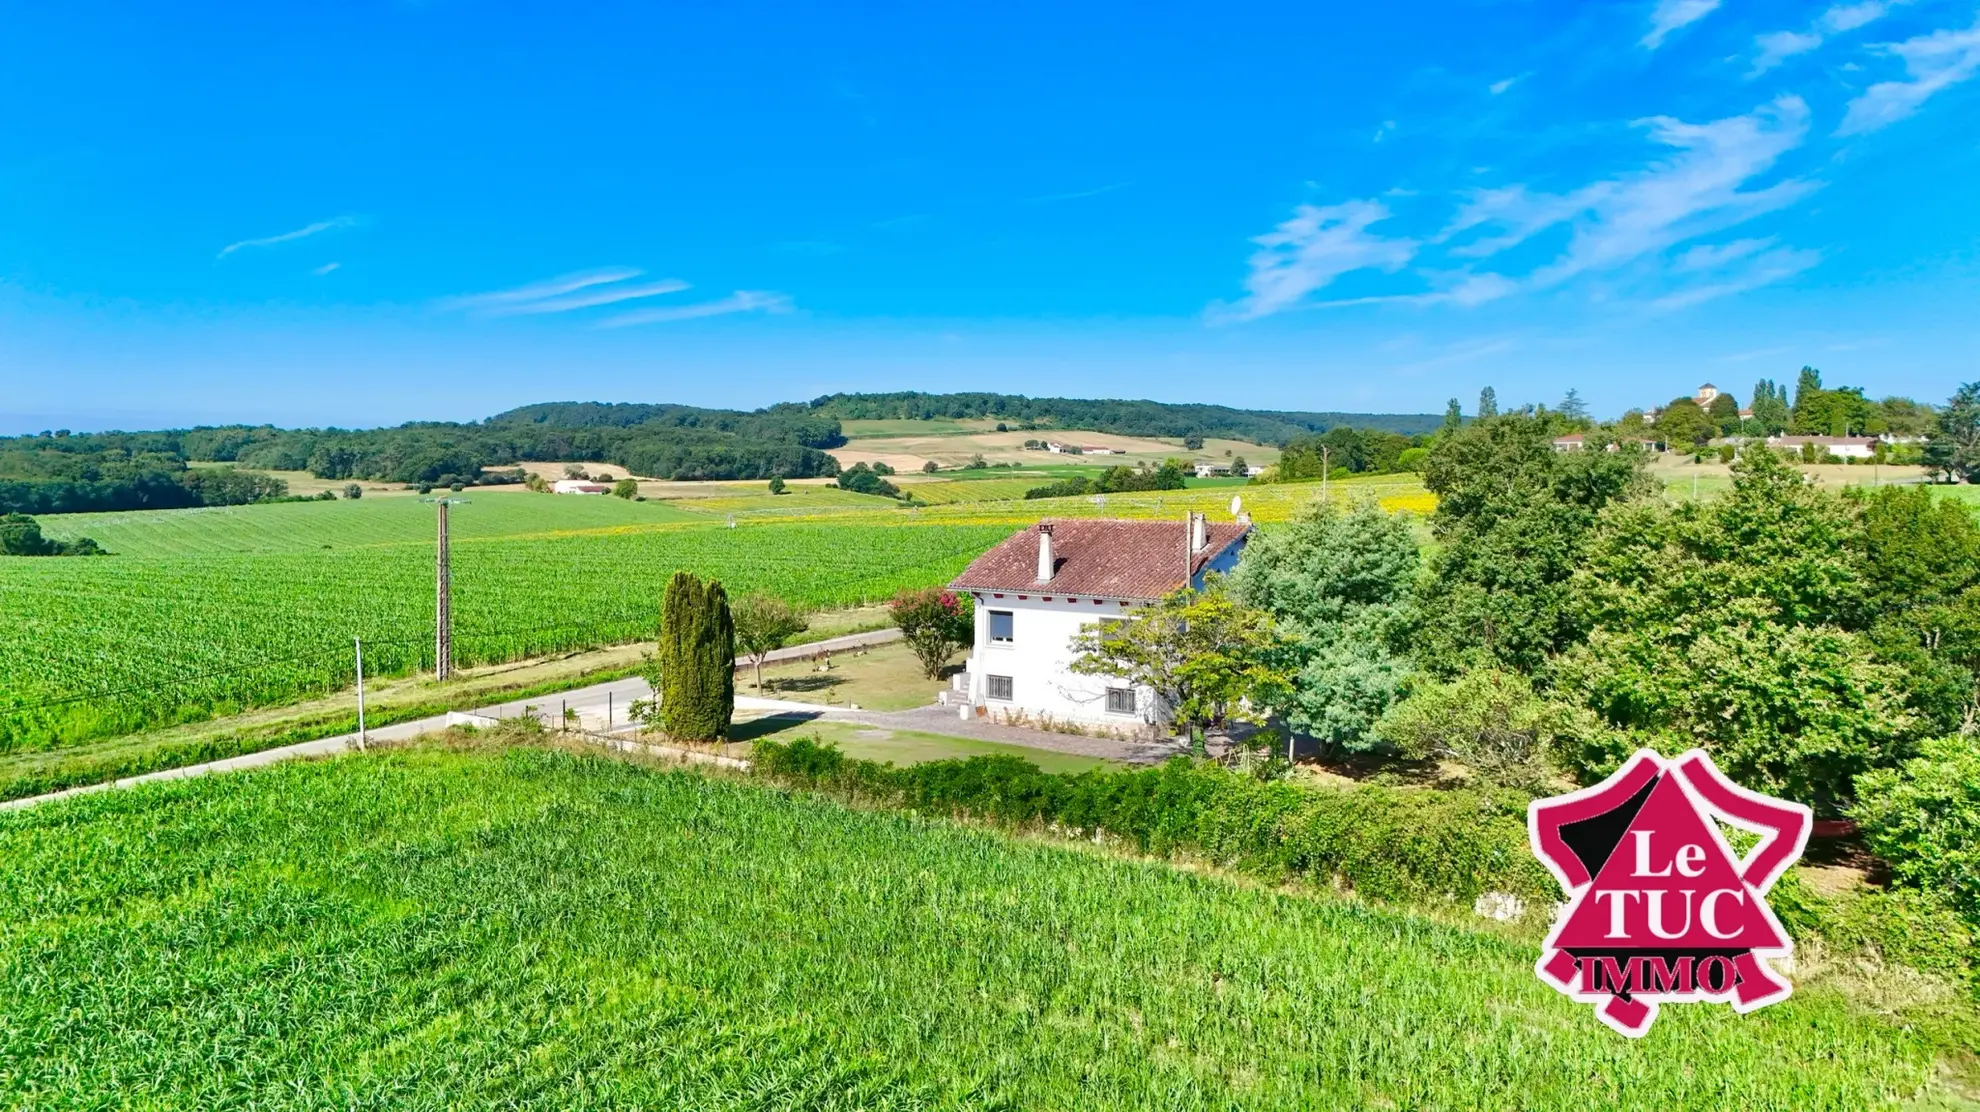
[0,626,1179,813]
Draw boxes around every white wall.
[963,594,1148,728]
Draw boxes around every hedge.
[752,738,1553,909]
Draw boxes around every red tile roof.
[949,518,1249,600]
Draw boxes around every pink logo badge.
[1528,749,1812,1037]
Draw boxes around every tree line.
[807,391,1444,443]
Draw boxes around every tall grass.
[0,745,1948,1109]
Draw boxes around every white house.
[551,479,611,494]
[949,516,1250,733]
[1767,435,1878,460]
[1193,461,1230,478]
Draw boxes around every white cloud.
[1218,200,1419,321]
[1488,74,1526,96]
[1643,0,1721,49]
[216,216,359,259]
[486,278,690,317]
[1750,1,1910,76]
[1445,96,1816,297]
[1837,18,1980,135]
[1651,244,1822,308]
[311,262,340,276]
[438,267,647,314]
[600,290,792,327]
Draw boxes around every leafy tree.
[1925,381,1980,483]
[1748,378,1791,434]
[612,478,639,499]
[650,571,734,741]
[343,483,363,499]
[890,588,973,678]
[1230,455,1248,475]
[523,472,549,493]
[1554,449,1912,813]
[563,464,589,479]
[1069,586,1290,738]
[1377,668,1580,789]
[1653,397,1715,451]
[768,476,787,494]
[1413,412,1653,673]
[731,594,811,691]
[1875,395,1936,437]
[837,462,901,498]
[1230,500,1418,751]
[1477,386,1498,419]
[1707,392,1740,433]
[1852,736,1980,923]
[0,513,104,556]
[1439,398,1463,439]
[921,460,939,474]
[1183,433,1206,450]
[1559,388,1589,423]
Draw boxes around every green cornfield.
[3,496,1007,750]
[0,745,1948,1110]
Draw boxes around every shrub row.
[752,738,1553,908]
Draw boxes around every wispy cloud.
[1836,17,1980,135]
[489,278,690,317]
[311,262,341,276]
[1216,200,1419,321]
[216,215,359,259]
[1750,1,1910,76]
[1643,0,1721,49]
[1024,182,1130,204]
[600,290,792,328]
[437,267,651,314]
[1222,97,1821,318]
[1488,73,1528,96]
[1444,96,1816,298]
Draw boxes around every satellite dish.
[1229,495,1242,517]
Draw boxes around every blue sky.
[3,0,1977,432]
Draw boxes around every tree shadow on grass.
[728,711,825,742]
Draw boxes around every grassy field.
[0,516,1008,750]
[0,744,1954,1110]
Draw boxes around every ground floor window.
[986,675,1014,701]
[1105,687,1135,715]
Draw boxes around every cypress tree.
[656,570,734,741]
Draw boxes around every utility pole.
[1320,445,1331,503]
[355,636,367,750]
[435,499,452,680]
[423,496,469,681]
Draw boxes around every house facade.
[551,479,611,494]
[948,516,1250,732]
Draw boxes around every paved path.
[0,625,1182,812]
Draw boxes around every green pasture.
[0,745,1950,1110]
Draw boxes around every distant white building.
[1193,461,1230,478]
[551,479,611,494]
[949,517,1250,733]
[1696,383,1722,406]
[1553,433,1586,452]
[1767,435,1878,460]
[1079,445,1120,455]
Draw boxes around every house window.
[1105,687,1135,715]
[988,610,1014,644]
[986,675,1014,701]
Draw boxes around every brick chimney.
[1036,522,1055,583]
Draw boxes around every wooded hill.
[808,391,1442,441]
[1,392,1436,515]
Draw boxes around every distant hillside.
[807,392,1440,445]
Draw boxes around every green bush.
[753,738,1552,907]
[1852,736,1980,923]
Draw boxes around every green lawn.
[734,717,1117,773]
[0,745,1953,1109]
